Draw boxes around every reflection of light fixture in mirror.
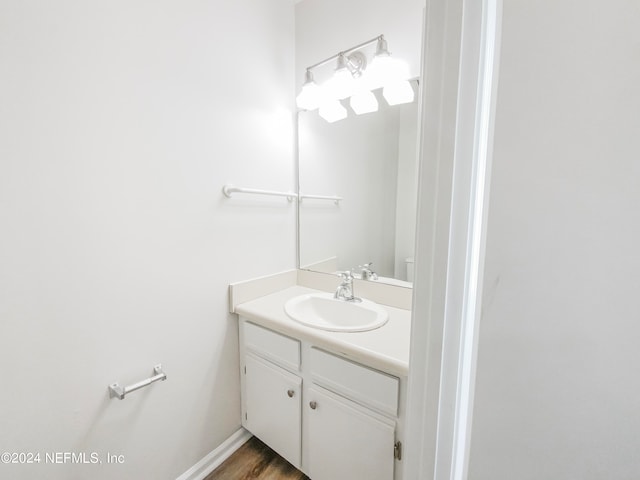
[350,82,378,114]
[350,91,378,114]
[296,70,323,111]
[318,99,347,123]
[383,80,415,105]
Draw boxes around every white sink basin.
[284,293,389,332]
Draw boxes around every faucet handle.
[359,262,378,281]
[337,271,353,282]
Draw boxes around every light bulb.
[318,99,347,123]
[296,81,323,110]
[325,68,355,100]
[296,70,323,110]
[364,55,394,91]
[363,54,410,91]
[324,54,355,100]
[382,80,415,106]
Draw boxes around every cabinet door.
[304,386,395,480]
[244,354,302,468]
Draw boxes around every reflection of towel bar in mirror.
[222,185,341,204]
[222,185,297,202]
[109,364,167,400]
[299,193,342,205]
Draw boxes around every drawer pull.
[287,389,295,398]
[309,401,317,410]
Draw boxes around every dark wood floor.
[206,436,310,480]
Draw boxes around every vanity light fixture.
[297,35,413,122]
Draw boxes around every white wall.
[0,1,295,479]
[469,1,640,478]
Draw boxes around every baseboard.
[176,428,252,480]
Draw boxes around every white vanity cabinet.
[304,385,395,480]
[241,320,303,468]
[244,353,302,467]
[239,318,403,480]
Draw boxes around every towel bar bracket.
[109,364,167,400]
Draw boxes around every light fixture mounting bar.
[305,34,384,72]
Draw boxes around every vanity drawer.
[243,321,300,371]
[310,348,399,417]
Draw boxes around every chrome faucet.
[360,262,378,281]
[334,271,362,302]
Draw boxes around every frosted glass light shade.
[383,80,415,106]
[318,99,347,123]
[296,81,323,111]
[364,55,393,90]
[350,90,378,115]
[324,67,355,100]
[364,56,410,91]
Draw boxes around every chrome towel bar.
[109,364,167,400]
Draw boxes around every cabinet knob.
[309,401,317,410]
[287,389,295,398]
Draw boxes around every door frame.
[404,0,503,479]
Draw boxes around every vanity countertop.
[234,285,411,377]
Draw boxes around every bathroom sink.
[284,293,389,332]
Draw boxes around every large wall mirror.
[298,84,419,287]
[295,0,424,289]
